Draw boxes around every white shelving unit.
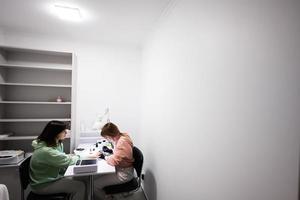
[0,46,76,153]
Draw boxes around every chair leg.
[122,192,134,198]
[104,194,114,200]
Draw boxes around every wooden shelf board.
[0,63,72,71]
[0,118,71,122]
[0,101,71,104]
[0,82,72,88]
[0,136,37,140]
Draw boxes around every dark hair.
[101,122,121,137]
[37,120,68,147]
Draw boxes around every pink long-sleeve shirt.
[106,133,134,168]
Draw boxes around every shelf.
[0,45,73,56]
[0,101,71,104]
[0,82,72,88]
[0,118,71,122]
[0,45,74,153]
[0,136,71,141]
[0,136,37,140]
[0,63,72,71]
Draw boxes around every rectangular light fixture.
[54,4,82,21]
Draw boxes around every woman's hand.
[88,151,101,158]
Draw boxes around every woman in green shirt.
[30,120,85,200]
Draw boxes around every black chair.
[19,155,70,200]
[103,146,144,197]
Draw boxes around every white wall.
[0,28,4,43]
[141,1,300,200]
[1,31,142,148]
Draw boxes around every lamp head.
[92,108,110,130]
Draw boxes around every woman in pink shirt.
[93,122,134,200]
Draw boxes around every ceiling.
[0,0,171,46]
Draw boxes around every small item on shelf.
[0,132,14,139]
[56,96,63,102]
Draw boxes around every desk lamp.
[92,108,110,131]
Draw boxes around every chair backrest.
[19,155,70,200]
[132,146,143,178]
[19,155,32,191]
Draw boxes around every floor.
[109,188,147,200]
[23,188,147,200]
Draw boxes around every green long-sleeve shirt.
[29,139,79,190]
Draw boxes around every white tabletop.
[74,143,97,158]
[64,143,115,177]
[64,158,115,177]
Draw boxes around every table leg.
[90,175,94,200]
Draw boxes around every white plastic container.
[0,150,25,165]
[73,159,98,174]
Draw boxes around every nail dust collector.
[73,159,98,174]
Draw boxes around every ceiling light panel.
[54,4,82,22]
